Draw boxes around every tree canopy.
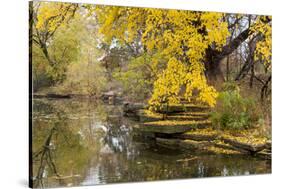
[31,2,272,106]
[94,6,271,107]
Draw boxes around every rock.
[140,121,210,134]
[177,132,218,141]
[156,138,182,148]
[204,146,243,155]
[156,137,244,155]
[256,149,272,160]
[167,114,209,121]
[179,139,211,150]
[156,104,209,114]
[123,102,148,117]
[140,125,193,134]
[221,137,267,152]
[212,141,250,154]
[101,91,123,104]
[133,125,156,140]
[265,140,272,151]
[138,110,163,122]
[140,124,208,134]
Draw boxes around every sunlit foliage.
[95,7,230,107]
[113,53,161,101]
[32,2,79,86]
[31,2,272,107]
[250,16,272,69]
[35,2,77,33]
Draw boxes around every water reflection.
[31,99,271,188]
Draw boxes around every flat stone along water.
[31,99,271,188]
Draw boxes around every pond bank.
[124,102,271,160]
[31,99,271,188]
[33,91,124,104]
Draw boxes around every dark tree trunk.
[249,64,255,88]
[204,27,253,84]
[204,59,225,84]
[204,47,225,84]
[226,56,230,81]
[261,75,272,101]
[235,54,254,81]
[203,16,271,84]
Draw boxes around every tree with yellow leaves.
[30,1,78,83]
[95,6,271,107]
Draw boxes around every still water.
[31,99,271,188]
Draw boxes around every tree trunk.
[261,75,271,101]
[204,47,225,85]
[204,60,225,85]
[202,17,271,84]
[40,41,54,66]
[249,64,255,88]
[226,56,230,81]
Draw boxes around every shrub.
[221,81,240,92]
[211,85,262,130]
[113,54,156,102]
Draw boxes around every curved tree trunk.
[203,16,271,85]
[204,47,225,85]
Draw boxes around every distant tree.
[31,2,78,84]
[113,53,161,101]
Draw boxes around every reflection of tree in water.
[95,148,271,184]
[32,113,84,188]
[32,123,59,188]
[32,99,271,187]
[81,102,271,184]
[32,100,107,188]
[103,116,133,153]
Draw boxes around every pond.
[31,99,271,188]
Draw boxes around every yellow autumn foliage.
[250,16,272,69]
[95,7,229,107]
[93,6,272,109]
[36,2,77,33]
